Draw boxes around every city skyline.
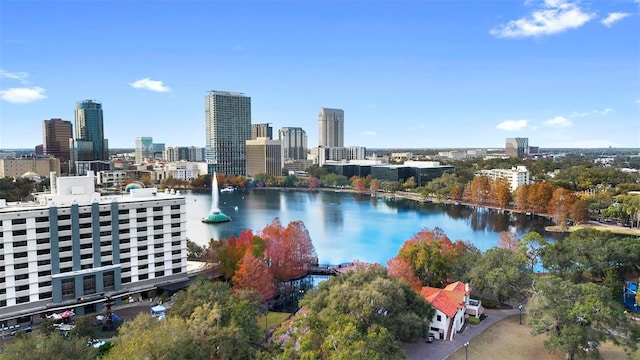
[1,1,639,149]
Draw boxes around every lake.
[184,189,557,266]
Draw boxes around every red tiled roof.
[420,281,469,319]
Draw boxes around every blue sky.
[1,0,639,150]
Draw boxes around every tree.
[187,239,204,260]
[386,257,421,291]
[492,177,512,208]
[514,185,529,212]
[467,247,531,304]
[0,332,98,360]
[232,251,276,302]
[274,266,434,359]
[262,218,317,282]
[307,176,320,190]
[402,176,416,189]
[470,175,491,204]
[351,176,367,193]
[390,228,465,287]
[528,276,639,360]
[548,187,577,230]
[369,178,379,193]
[569,199,590,224]
[498,231,519,253]
[517,231,548,273]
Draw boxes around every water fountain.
[201,172,231,223]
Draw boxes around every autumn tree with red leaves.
[262,218,317,282]
[232,251,276,302]
[386,257,421,291]
[388,228,466,287]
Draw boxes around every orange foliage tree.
[386,257,421,291]
[232,251,276,302]
[492,177,513,208]
[388,228,466,287]
[498,231,519,253]
[262,218,317,282]
[548,187,577,230]
[351,176,367,193]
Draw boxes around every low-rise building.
[421,282,483,341]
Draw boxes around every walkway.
[403,308,521,360]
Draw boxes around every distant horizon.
[1,1,639,149]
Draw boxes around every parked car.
[10,326,32,336]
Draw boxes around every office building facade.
[505,138,528,158]
[205,91,251,175]
[318,108,344,148]
[279,127,308,161]
[246,138,282,177]
[0,172,187,326]
[251,123,273,140]
[42,119,73,173]
[135,137,154,164]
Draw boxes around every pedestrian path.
[403,308,521,360]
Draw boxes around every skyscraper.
[318,108,344,148]
[505,138,529,158]
[279,127,308,161]
[74,100,108,161]
[135,137,153,164]
[205,90,251,175]
[43,118,73,173]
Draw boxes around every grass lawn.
[258,311,291,332]
[546,224,640,236]
[446,315,630,360]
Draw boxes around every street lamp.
[518,304,524,325]
[464,341,470,360]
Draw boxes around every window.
[60,246,72,252]
[172,268,181,274]
[12,218,26,225]
[119,229,130,234]
[16,296,30,304]
[79,222,92,229]
[59,215,70,221]
[138,255,148,261]
[15,274,29,280]
[139,264,148,269]
[99,211,110,217]
[59,256,72,263]
[81,253,93,260]
[37,259,51,266]
[39,281,52,287]
[101,260,112,266]
[437,315,442,321]
[171,222,180,227]
[155,271,164,277]
[16,285,30,292]
[119,219,129,224]
[154,243,164,249]
[153,206,163,212]
[81,243,93,250]
[122,277,131,284]
[154,253,163,258]
[171,241,181,246]
[137,208,147,214]
[36,227,50,233]
[13,240,27,247]
[171,232,180,237]
[154,234,163,239]
[15,263,29,270]
[153,225,163,230]
[118,209,129,215]
[58,225,71,231]
[139,274,149,280]
[137,217,147,223]
[62,278,75,300]
[99,221,111,227]
[79,212,92,218]
[12,229,27,236]
[104,271,115,291]
[172,259,181,264]
[170,205,180,210]
[37,238,49,245]
[39,292,52,300]
[83,275,96,295]
[36,216,49,223]
[138,245,148,251]
[14,252,28,258]
[100,251,112,257]
[171,214,181,219]
[153,215,163,221]
[38,270,51,277]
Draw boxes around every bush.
[466,316,480,325]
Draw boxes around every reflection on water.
[184,190,557,266]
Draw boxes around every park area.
[446,315,630,360]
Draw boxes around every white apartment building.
[316,146,366,166]
[477,166,530,192]
[0,172,187,327]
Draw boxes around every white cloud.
[490,0,595,38]
[0,87,47,103]
[0,69,29,84]
[544,116,572,127]
[496,119,528,131]
[362,130,376,136]
[129,78,171,92]
[602,12,630,27]
[594,108,614,115]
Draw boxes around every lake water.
[184,189,557,266]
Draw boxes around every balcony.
[465,298,484,318]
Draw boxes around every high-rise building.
[505,138,528,158]
[318,108,344,148]
[279,127,308,161]
[246,138,282,177]
[251,123,273,140]
[135,137,154,164]
[205,90,251,175]
[43,118,73,171]
[74,100,108,161]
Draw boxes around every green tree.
[0,332,98,360]
[528,276,639,360]
[274,266,434,359]
[467,247,531,304]
[517,231,549,273]
[187,239,204,260]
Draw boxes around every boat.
[220,186,234,193]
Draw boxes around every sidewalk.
[403,308,520,360]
